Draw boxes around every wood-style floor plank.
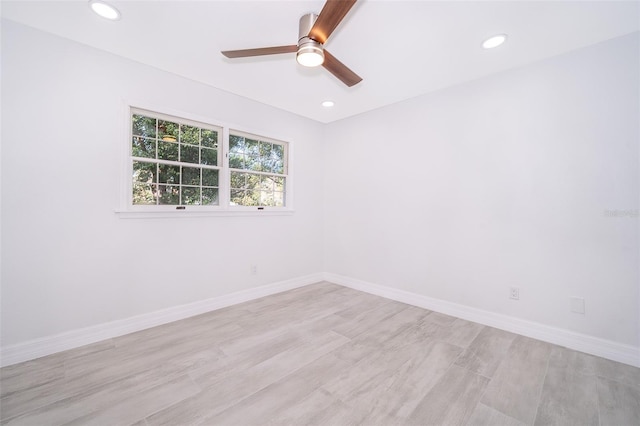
[467,403,527,426]
[148,331,349,425]
[454,326,518,378]
[594,355,640,388]
[480,335,552,425]
[1,282,639,426]
[408,364,489,425]
[340,340,463,420]
[597,376,640,426]
[533,345,599,426]
[206,352,354,425]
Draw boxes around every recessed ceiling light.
[322,100,335,107]
[482,34,507,49]
[89,0,121,21]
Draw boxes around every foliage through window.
[128,108,289,211]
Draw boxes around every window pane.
[181,145,199,163]
[259,142,272,158]
[230,189,245,206]
[230,135,244,153]
[133,161,156,184]
[158,141,178,162]
[273,160,284,174]
[260,175,274,191]
[182,186,201,205]
[259,143,274,172]
[202,187,219,205]
[272,145,285,174]
[273,144,284,161]
[158,164,179,184]
[201,129,218,148]
[245,139,259,156]
[230,171,245,189]
[273,176,285,192]
[132,115,156,138]
[182,166,200,186]
[133,183,157,205]
[229,153,244,169]
[230,188,260,206]
[158,185,179,205]
[202,169,218,186]
[246,174,260,191]
[201,147,217,166]
[245,155,260,171]
[158,120,178,142]
[181,125,199,145]
[261,191,275,206]
[274,191,284,207]
[132,137,156,158]
[246,191,260,206]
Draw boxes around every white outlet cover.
[509,287,520,300]
[570,297,585,314]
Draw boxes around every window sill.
[115,209,294,219]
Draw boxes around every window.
[229,132,287,207]
[126,107,291,213]
[131,109,221,207]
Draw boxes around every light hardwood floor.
[1,282,639,425]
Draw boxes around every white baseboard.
[0,273,323,367]
[3,272,638,369]
[324,272,640,368]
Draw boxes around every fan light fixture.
[482,34,507,49]
[296,38,324,67]
[89,0,121,21]
[322,100,335,107]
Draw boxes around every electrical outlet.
[510,287,520,300]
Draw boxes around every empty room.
[1,0,638,425]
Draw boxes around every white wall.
[324,33,639,347]
[0,20,325,347]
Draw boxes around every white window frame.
[117,103,294,218]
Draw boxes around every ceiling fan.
[221,0,362,87]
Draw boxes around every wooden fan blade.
[308,0,357,44]
[322,50,362,87]
[222,45,297,58]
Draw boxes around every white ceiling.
[2,0,639,123]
